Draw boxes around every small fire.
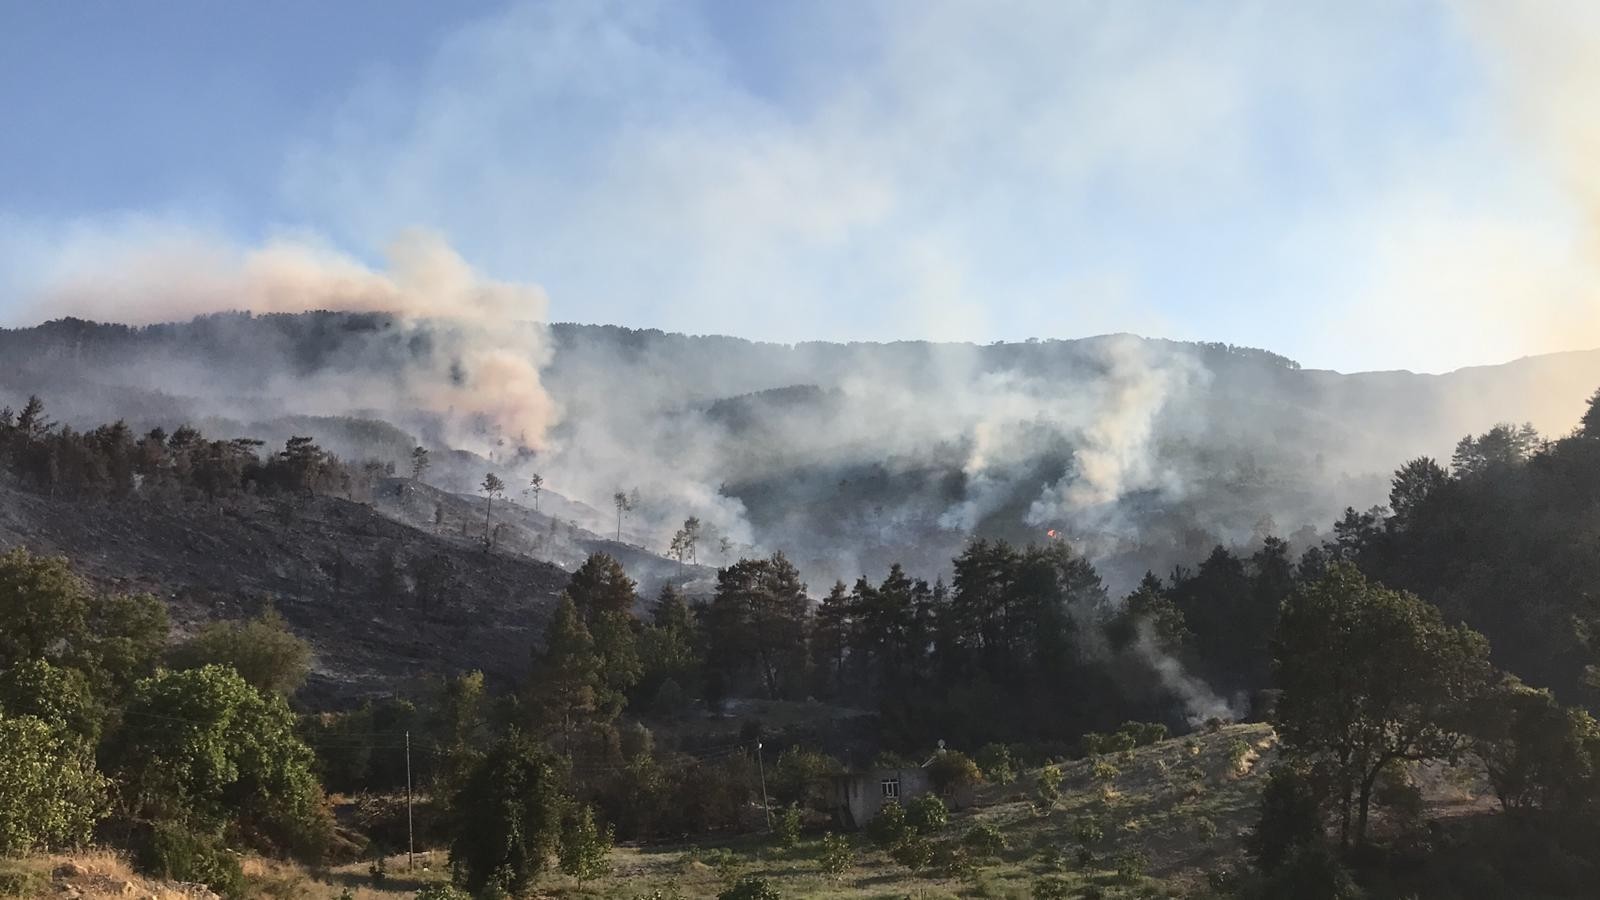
[1046,529,1059,539]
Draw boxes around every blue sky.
[1,0,1596,373]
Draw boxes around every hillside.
[5,314,1599,592]
[0,479,570,705]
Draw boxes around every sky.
[1,0,1597,373]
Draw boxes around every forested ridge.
[2,389,1600,898]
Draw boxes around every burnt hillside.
[0,480,569,706]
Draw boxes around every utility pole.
[755,740,772,831]
[405,730,415,871]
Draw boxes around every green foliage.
[1091,759,1120,782]
[1468,676,1600,815]
[169,608,311,697]
[1032,875,1074,900]
[717,875,780,900]
[926,749,984,796]
[1034,765,1063,811]
[0,713,107,853]
[1194,815,1218,841]
[889,835,934,871]
[973,743,1016,783]
[1117,720,1167,747]
[962,822,1006,857]
[1114,850,1148,883]
[866,800,909,848]
[111,665,332,860]
[773,804,802,848]
[1250,766,1324,871]
[558,804,614,884]
[1250,843,1363,900]
[770,748,841,809]
[133,821,247,899]
[905,793,948,834]
[818,832,853,878]
[413,886,471,900]
[448,734,567,895]
[0,548,167,700]
[0,658,101,742]
[526,594,608,743]
[1072,816,1104,848]
[1274,563,1492,846]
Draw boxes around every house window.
[881,778,900,800]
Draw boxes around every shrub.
[770,748,841,810]
[718,875,780,900]
[773,804,803,848]
[1250,767,1324,872]
[890,836,934,871]
[414,887,471,900]
[1258,844,1362,899]
[974,743,1016,783]
[867,801,909,848]
[1072,816,1104,848]
[818,832,853,879]
[927,750,984,796]
[558,805,613,884]
[1226,738,1252,772]
[1195,815,1218,841]
[133,822,246,899]
[1114,850,1148,883]
[1091,759,1120,782]
[962,823,1007,857]
[930,841,974,878]
[906,793,948,834]
[0,713,106,854]
[1033,875,1074,900]
[1034,766,1063,812]
[168,608,311,697]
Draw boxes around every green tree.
[558,804,613,884]
[169,608,311,697]
[449,734,567,896]
[1468,676,1600,815]
[110,665,332,860]
[1273,563,1492,846]
[705,554,810,700]
[0,713,107,853]
[0,659,101,742]
[526,595,608,749]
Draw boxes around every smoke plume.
[37,230,557,452]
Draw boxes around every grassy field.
[5,724,1282,900]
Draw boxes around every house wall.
[832,767,933,829]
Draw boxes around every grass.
[16,725,1280,900]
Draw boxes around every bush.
[1255,844,1362,900]
[1195,815,1219,841]
[1091,759,1120,782]
[414,887,471,900]
[0,713,106,854]
[1250,767,1324,872]
[974,743,1016,783]
[906,793,948,834]
[890,836,934,871]
[773,804,802,848]
[1072,816,1104,848]
[818,832,853,879]
[717,875,780,900]
[169,608,311,697]
[1034,766,1063,811]
[133,822,246,899]
[558,805,613,884]
[962,823,1006,857]
[867,801,909,848]
[770,748,841,810]
[1114,850,1148,884]
[1033,875,1074,900]
[927,750,984,796]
